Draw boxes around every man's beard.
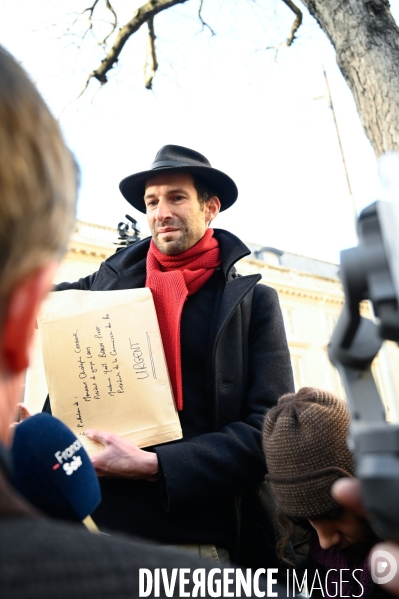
[152,219,199,255]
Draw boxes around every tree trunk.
[301,0,399,156]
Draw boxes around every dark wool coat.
[48,228,294,557]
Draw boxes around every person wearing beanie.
[263,387,385,599]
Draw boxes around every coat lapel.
[213,274,261,354]
[210,273,261,429]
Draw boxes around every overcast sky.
[1,0,398,263]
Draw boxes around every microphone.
[11,413,101,531]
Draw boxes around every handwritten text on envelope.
[38,288,182,456]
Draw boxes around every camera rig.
[114,214,141,250]
[329,197,399,541]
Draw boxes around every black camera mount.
[329,200,399,541]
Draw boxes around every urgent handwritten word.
[129,340,149,380]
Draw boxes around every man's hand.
[18,403,32,421]
[333,478,399,596]
[85,429,159,481]
[9,403,32,429]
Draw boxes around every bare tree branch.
[144,18,158,89]
[85,0,189,87]
[263,0,303,58]
[105,0,117,24]
[198,0,215,36]
[80,0,101,32]
[65,0,118,50]
[82,0,101,17]
[101,0,118,46]
[281,0,303,46]
[64,0,101,43]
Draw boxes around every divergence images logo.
[370,549,397,585]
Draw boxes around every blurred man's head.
[0,46,77,441]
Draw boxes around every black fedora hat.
[119,145,238,213]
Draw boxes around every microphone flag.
[11,413,101,521]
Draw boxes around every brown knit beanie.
[262,387,354,520]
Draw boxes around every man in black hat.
[47,145,294,564]
[0,47,295,598]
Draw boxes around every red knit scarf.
[146,228,221,410]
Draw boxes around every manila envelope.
[37,288,182,456]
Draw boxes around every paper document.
[38,288,182,456]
